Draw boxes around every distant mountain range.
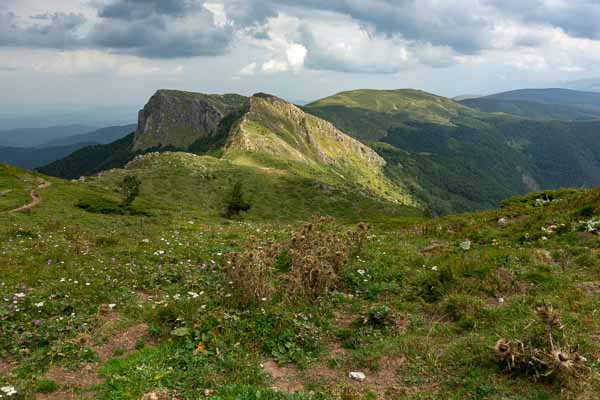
[0,125,97,148]
[459,88,600,121]
[0,124,136,170]
[37,87,600,214]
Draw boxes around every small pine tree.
[119,175,141,207]
[224,181,251,218]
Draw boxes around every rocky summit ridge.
[131,89,412,205]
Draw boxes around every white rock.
[497,217,508,226]
[349,371,366,382]
[459,240,472,251]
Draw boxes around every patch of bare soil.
[0,359,15,375]
[306,353,408,400]
[7,178,51,214]
[95,322,150,361]
[421,241,448,256]
[262,359,305,393]
[38,313,153,400]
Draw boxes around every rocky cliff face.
[134,90,247,151]
[226,93,386,169]
[132,90,412,205]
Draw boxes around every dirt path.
[7,178,51,213]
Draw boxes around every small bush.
[223,181,251,218]
[366,304,393,328]
[119,175,141,207]
[226,218,371,306]
[494,304,589,382]
[76,196,150,216]
[36,379,59,393]
[578,205,595,218]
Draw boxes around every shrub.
[223,181,251,218]
[494,304,589,381]
[36,379,59,393]
[119,175,141,206]
[226,218,371,306]
[578,205,595,218]
[366,304,393,328]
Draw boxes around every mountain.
[0,142,94,170]
[305,89,600,213]
[304,89,478,141]
[460,88,600,120]
[0,105,139,130]
[0,124,96,147]
[40,124,136,147]
[40,90,413,205]
[560,78,600,92]
[0,124,136,171]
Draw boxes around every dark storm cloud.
[0,11,85,48]
[98,0,199,20]
[88,3,232,59]
[87,0,233,58]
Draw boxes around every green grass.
[0,163,598,399]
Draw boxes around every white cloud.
[238,61,257,76]
[262,59,289,73]
[204,2,228,28]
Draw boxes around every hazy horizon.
[2,1,600,116]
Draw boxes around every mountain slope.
[460,88,600,120]
[37,134,137,179]
[305,89,480,141]
[305,89,600,214]
[40,124,136,147]
[2,161,599,398]
[0,143,94,170]
[40,90,415,206]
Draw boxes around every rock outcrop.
[134,90,247,151]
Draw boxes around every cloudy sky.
[2,0,600,114]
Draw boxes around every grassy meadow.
[0,159,599,399]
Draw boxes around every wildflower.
[108,304,117,310]
[357,269,366,275]
[47,259,53,265]
[431,266,438,271]
[459,240,471,251]
[34,301,44,308]
[188,292,199,299]
[34,320,41,326]
[0,385,17,396]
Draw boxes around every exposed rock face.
[227,93,386,169]
[134,90,247,151]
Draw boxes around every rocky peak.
[133,90,247,151]
[228,93,386,168]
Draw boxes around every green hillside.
[39,91,415,208]
[460,97,600,120]
[305,89,479,141]
[460,89,600,121]
[305,89,600,214]
[1,163,598,399]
